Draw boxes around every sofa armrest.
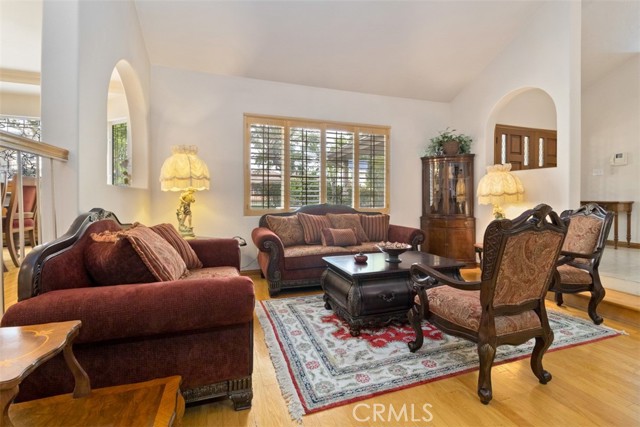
[189,238,240,270]
[0,276,255,344]
[251,227,285,254]
[388,224,425,250]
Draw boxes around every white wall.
[582,55,640,244]
[41,0,151,236]
[451,1,581,241]
[149,68,450,269]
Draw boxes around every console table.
[581,201,633,249]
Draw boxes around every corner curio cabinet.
[420,154,476,265]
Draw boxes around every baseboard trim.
[605,240,640,249]
[241,269,262,276]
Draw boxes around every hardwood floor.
[183,270,640,427]
[2,265,638,426]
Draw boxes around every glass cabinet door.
[447,161,471,215]
[429,162,445,214]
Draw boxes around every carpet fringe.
[256,303,305,423]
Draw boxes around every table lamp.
[477,163,524,219]
[159,145,210,237]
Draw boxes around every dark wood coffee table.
[321,251,465,336]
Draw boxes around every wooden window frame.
[244,114,390,216]
[494,124,557,170]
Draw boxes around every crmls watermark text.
[352,403,434,423]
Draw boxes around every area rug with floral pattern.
[257,294,621,420]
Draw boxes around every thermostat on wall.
[610,152,628,166]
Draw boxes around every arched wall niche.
[478,87,558,222]
[106,59,149,189]
[484,87,557,164]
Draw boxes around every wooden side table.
[1,321,184,426]
[8,376,185,427]
[1,321,90,427]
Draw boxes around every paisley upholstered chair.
[407,204,567,404]
[550,203,614,324]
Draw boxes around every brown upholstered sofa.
[251,204,425,296]
[0,208,254,410]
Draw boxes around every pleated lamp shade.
[159,145,210,191]
[477,163,524,206]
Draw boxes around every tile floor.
[599,246,640,295]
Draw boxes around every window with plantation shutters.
[290,127,321,208]
[248,122,285,210]
[359,132,386,208]
[326,129,354,207]
[245,115,390,215]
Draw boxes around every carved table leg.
[627,210,632,248]
[613,211,619,249]
[63,343,91,398]
[1,385,19,427]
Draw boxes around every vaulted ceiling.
[133,0,544,102]
[1,0,639,101]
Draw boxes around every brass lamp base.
[176,189,197,238]
[492,205,505,220]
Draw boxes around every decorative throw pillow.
[85,238,157,286]
[122,225,188,282]
[327,213,369,242]
[297,213,332,244]
[150,223,203,269]
[321,228,359,247]
[360,214,390,242]
[265,215,306,247]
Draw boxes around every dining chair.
[407,204,567,404]
[4,176,39,266]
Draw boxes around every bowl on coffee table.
[376,242,411,263]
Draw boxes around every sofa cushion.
[89,225,188,283]
[283,242,379,270]
[360,214,390,242]
[124,225,188,282]
[321,228,359,246]
[266,214,306,246]
[184,266,240,280]
[298,213,332,244]
[327,213,369,242]
[150,223,203,269]
[85,239,158,286]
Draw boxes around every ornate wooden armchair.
[549,203,614,324]
[407,204,567,404]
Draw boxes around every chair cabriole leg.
[477,342,496,404]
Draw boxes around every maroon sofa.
[1,208,254,409]
[252,204,425,296]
